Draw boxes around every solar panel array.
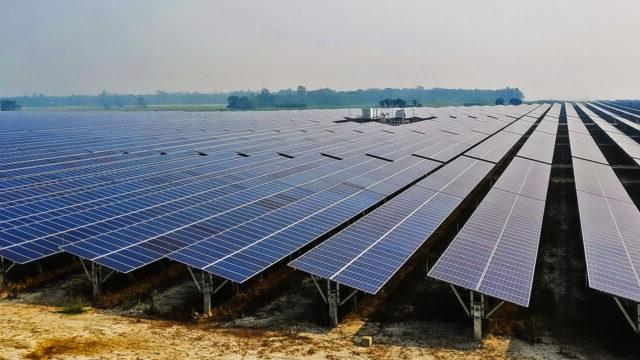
[289,104,550,294]
[427,104,559,306]
[0,105,538,284]
[566,103,640,302]
[5,100,639,314]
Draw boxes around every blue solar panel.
[59,153,413,271]
[465,131,524,164]
[0,129,407,264]
[516,131,557,164]
[577,191,640,302]
[566,124,640,302]
[428,157,550,306]
[196,160,441,283]
[290,156,494,294]
[0,105,538,276]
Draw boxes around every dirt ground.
[0,269,630,360]
[0,298,590,360]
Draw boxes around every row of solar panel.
[565,102,640,303]
[428,101,558,305]
[291,104,550,294]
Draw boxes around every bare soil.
[0,272,629,360]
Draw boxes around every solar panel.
[290,156,495,294]
[577,191,640,302]
[516,131,557,164]
[412,138,468,163]
[492,157,551,201]
[59,133,444,272]
[535,120,559,136]
[566,111,640,303]
[503,119,535,135]
[0,104,539,279]
[429,157,551,306]
[415,156,494,197]
[0,129,413,263]
[576,104,640,163]
[465,131,524,164]
[589,103,640,133]
[572,158,633,203]
[196,159,440,283]
[58,157,380,271]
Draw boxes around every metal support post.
[202,272,213,316]
[471,291,486,341]
[91,262,102,297]
[0,257,5,289]
[327,280,340,327]
[637,303,640,332]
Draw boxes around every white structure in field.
[361,108,382,119]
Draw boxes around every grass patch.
[57,297,87,315]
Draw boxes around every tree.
[227,96,240,109]
[98,91,112,108]
[495,98,505,105]
[135,95,147,107]
[256,88,274,108]
[296,85,307,104]
[508,98,523,105]
[379,98,407,108]
[238,96,253,109]
[227,95,254,109]
[411,99,422,107]
[0,100,19,111]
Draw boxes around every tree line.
[4,86,524,109]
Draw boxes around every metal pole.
[471,291,485,341]
[0,257,5,289]
[328,281,339,327]
[91,263,102,298]
[637,302,640,333]
[202,272,213,316]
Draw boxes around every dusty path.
[0,300,600,360]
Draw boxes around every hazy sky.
[1,0,639,100]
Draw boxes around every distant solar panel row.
[593,102,640,133]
